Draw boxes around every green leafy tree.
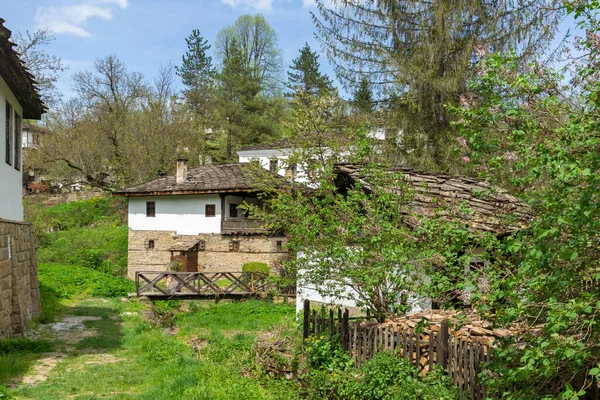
[312,0,564,170]
[213,17,285,161]
[450,4,600,398]
[287,43,333,103]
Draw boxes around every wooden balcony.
[221,217,266,234]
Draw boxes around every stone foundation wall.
[127,229,289,279]
[0,219,40,339]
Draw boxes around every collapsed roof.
[335,164,532,236]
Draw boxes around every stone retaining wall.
[127,229,288,279]
[0,219,40,339]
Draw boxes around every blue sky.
[2,0,330,100]
[2,1,578,102]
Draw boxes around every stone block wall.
[0,219,40,339]
[127,229,288,279]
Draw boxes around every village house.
[115,160,291,279]
[295,163,532,314]
[0,18,45,338]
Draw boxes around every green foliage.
[306,351,458,400]
[352,77,374,113]
[287,42,333,101]
[242,262,270,275]
[304,334,353,371]
[448,6,600,398]
[38,263,134,299]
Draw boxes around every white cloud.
[35,0,129,38]
[220,0,277,11]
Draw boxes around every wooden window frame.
[146,201,156,218]
[205,204,216,217]
[229,240,240,252]
[269,158,278,173]
[276,240,283,252]
[148,239,155,250]
[5,101,12,166]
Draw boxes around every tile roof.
[335,164,532,236]
[114,163,279,196]
[0,19,45,119]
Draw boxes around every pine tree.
[176,30,217,164]
[353,77,374,113]
[313,0,564,170]
[287,43,333,100]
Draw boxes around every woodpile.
[386,309,513,347]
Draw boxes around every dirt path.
[14,300,123,387]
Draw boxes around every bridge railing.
[135,271,270,298]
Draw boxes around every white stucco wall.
[128,195,222,235]
[0,76,24,222]
[237,149,310,183]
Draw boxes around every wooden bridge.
[135,271,270,299]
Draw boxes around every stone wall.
[0,219,40,339]
[127,229,288,279]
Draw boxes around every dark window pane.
[5,101,12,166]
[148,240,155,249]
[146,201,156,217]
[269,158,278,173]
[229,203,238,218]
[206,204,216,217]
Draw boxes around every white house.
[0,17,45,338]
[115,160,293,279]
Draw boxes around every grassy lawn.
[4,296,299,400]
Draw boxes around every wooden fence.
[302,300,489,399]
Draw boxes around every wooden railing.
[135,271,269,298]
[221,218,266,233]
[303,300,489,400]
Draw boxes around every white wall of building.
[128,194,222,235]
[0,76,24,222]
[238,149,311,184]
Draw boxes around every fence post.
[303,299,310,339]
[342,308,349,351]
[438,319,449,369]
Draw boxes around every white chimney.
[176,159,188,184]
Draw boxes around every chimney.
[176,159,188,184]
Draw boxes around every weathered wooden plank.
[438,319,449,369]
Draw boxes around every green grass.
[25,195,128,276]
[10,299,299,400]
[0,339,55,384]
[38,263,134,301]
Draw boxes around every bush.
[242,262,270,275]
[306,351,459,400]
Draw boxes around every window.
[14,113,21,171]
[269,158,278,173]
[286,163,297,179]
[198,240,206,251]
[205,204,216,217]
[229,240,240,252]
[229,203,238,218]
[148,239,155,250]
[5,101,12,166]
[146,201,156,217]
[276,240,283,252]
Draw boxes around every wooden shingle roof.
[115,163,278,196]
[335,164,532,236]
[0,19,45,119]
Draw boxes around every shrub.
[242,262,270,275]
[306,351,459,400]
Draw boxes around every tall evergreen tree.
[176,29,217,164]
[287,43,333,100]
[313,0,564,170]
[353,77,374,113]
